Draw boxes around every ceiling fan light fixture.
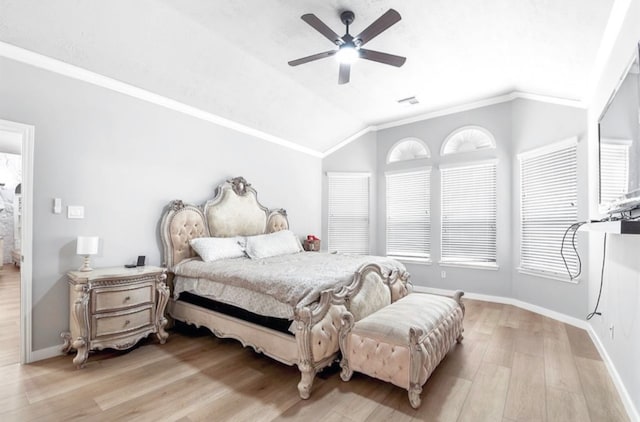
[336,45,359,64]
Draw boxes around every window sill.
[389,256,432,265]
[439,261,499,271]
[517,267,579,284]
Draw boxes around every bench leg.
[408,383,423,409]
[340,359,353,381]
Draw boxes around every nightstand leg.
[72,337,88,368]
[61,332,73,354]
[156,275,170,344]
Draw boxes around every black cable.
[561,222,586,280]
[570,221,585,278]
[587,233,607,320]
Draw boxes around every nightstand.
[61,266,169,368]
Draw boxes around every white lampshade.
[76,236,99,255]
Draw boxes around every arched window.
[441,126,496,156]
[387,138,430,163]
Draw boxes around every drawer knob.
[124,296,131,302]
[124,320,130,326]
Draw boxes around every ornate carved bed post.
[155,272,170,343]
[294,307,315,399]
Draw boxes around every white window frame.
[386,138,431,164]
[439,159,498,269]
[599,138,631,207]
[518,137,579,282]
[441,125,496,156]
[327,172,370,255]
[385,167,431,262]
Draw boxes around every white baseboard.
[414,286,588,329]
[413,286,638,422]
[586,326,640,422]
[29,344,63,363]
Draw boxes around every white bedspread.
[173,252,405,317]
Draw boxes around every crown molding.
[322,91,585,157]
[0,41,324,158]
[373,91,584,132]
[1,42,588,161]
[321,126,376,158]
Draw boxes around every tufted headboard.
[160,177,289,269]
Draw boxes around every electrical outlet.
[441,271,446,278]
[609,324,615,340]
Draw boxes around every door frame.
[0,118,34,364]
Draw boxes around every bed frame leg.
[297,362,315,399]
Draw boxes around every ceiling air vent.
[397,96,419,105]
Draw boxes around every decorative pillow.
[245,230,302,259]
[190,237,246,262]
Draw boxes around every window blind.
[327,173,369,254]
[600,142,630,205]
[441,161,497,264]
[386,169,430,259]
[519,141,578,278]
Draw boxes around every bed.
[159,176,412,398]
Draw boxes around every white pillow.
[190,237,246,262]
[245,230,302,259]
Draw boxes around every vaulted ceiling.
[0,0,614,155]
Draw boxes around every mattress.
[174,274,295,319]
[173,252,406,319]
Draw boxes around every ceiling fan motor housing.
[340,11,355,27]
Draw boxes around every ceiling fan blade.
[301,14,343,45]
[288,50,337,66]
[338,63,351,84]
[354,9,401,46]
[359,49,406,67]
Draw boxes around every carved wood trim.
[155,273,169,343]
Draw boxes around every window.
[441,126,496,156]
[600,139,630,205]
[519,139,578,280]
[387,138,430,163]
[386,169,430,260]
[441,161,497,266]
[327,173,369,254]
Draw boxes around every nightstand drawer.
[92,306,153,338]
[93,283,154,312]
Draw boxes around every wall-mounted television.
[598,43,640,214]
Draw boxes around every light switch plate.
[53,198,62,214]
[67,205,84,219]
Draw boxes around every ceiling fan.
[288,9,406,84]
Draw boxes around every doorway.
[0,119,33,365]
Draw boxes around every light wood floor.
[0,295,630,421]
[0,265,20,368]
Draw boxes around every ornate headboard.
[160,177,289,268]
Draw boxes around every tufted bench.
[338,291,465,408]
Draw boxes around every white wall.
[0,57,322,351]
[510,99,589,318]
[587,0,640,416]
[324,99,587,314]
[375,102,513,297]
[321,131,377,253]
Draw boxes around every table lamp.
[76,236,99,272]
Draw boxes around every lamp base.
[79,256,93,272]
